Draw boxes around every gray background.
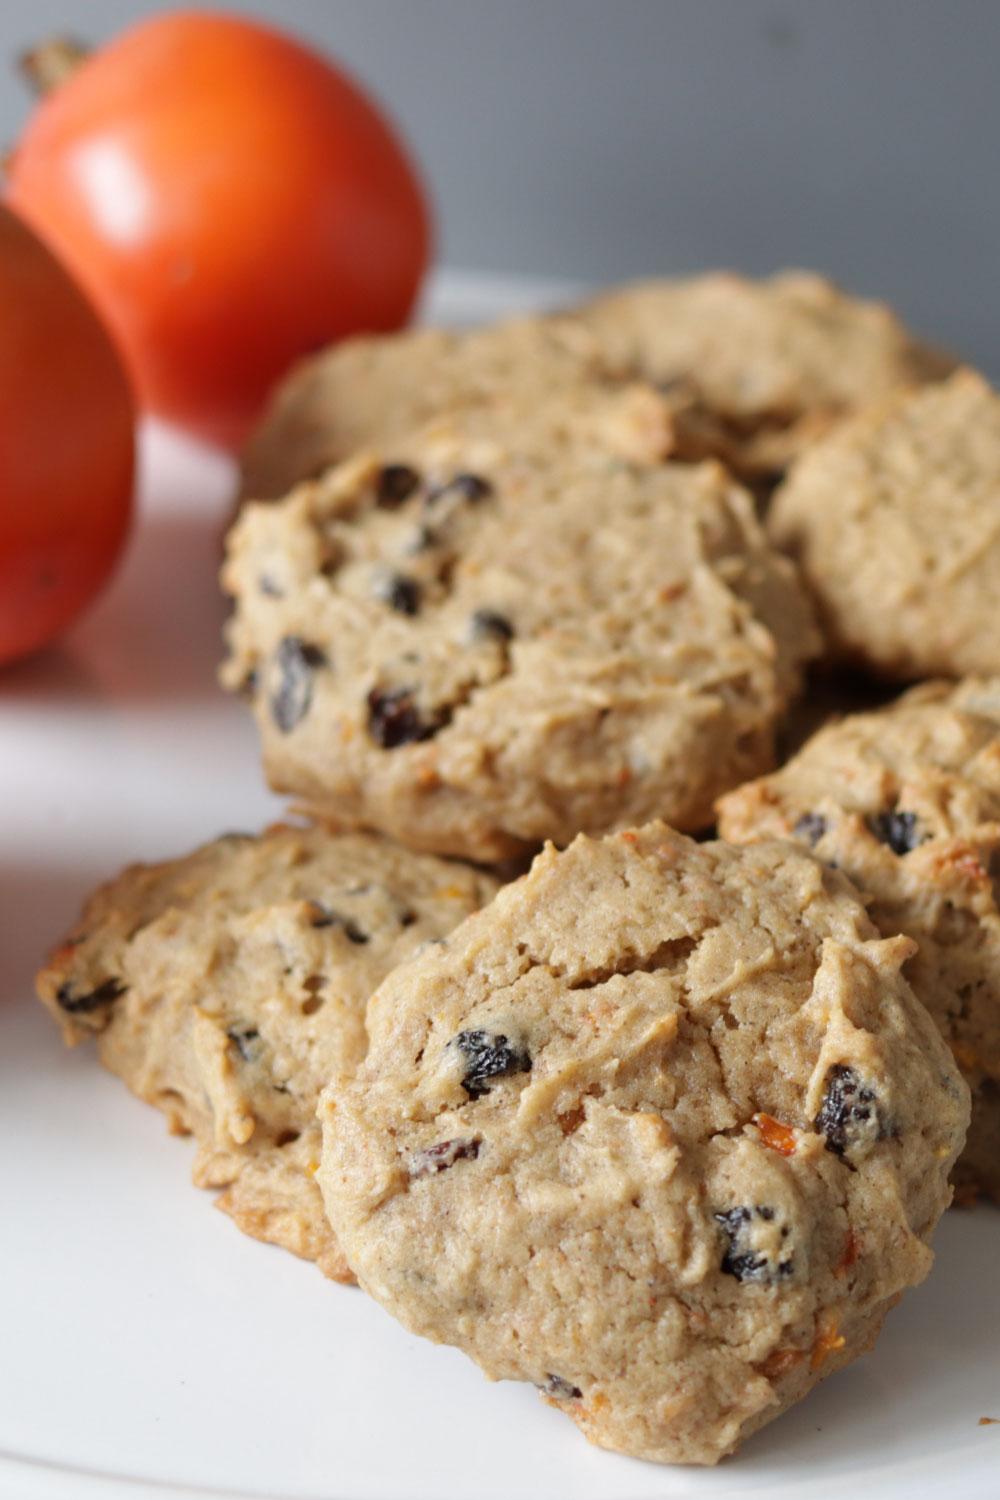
[4,2,997,370]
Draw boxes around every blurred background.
[2,0,995,370]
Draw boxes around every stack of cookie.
[38,271,999,1467]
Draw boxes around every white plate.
[1,271,997,1500]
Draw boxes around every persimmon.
[8,12,431,447]
[0,203,134,666]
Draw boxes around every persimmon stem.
[19,36,89,95]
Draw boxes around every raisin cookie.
[36,824,498,1280]
[718,678,1000,1204]
[239,313,630,501]
[318,825,968,1465]
[577,270,953,488]
[769,370,1000,679]
[222,436,819,861]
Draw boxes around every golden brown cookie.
[318,825,968,1464]
[718,678,1000,1203]
[36,824,498,1279]
[222,429,819,861]
[768,370,1000,679]
[239,314,625,501]
[574,269,953,487]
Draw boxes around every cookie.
[239,313,627,501]
[35,824,499,1280]
[222,431,819,861]
[318,824,968,1465]
[718,678,1000,1204]
[577,270,953,488]
[768,370,1000,679]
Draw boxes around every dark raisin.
[375,572,421,616]
[367,687,442,748]
[794,812,827,848]
[56,977,125,1014]
[426,472,493,506]
[409,1136,481,1178]
[814,1064,882,1157]
[375,464,420,508]
[308,905,369,943]
[227,1025,262,1063]
[258,573,284,598]
[270,637,327,733]
[715,1206,794,1283]
[538,1373,582,1400]
[238,668,258,699]
[451,1028,531,1099]
[867,809,924,855]
[468,608,514,642]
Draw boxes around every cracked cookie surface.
[769,370,1000,678]
[35,824,498,1280]
[718,677,1000,1204]
[318,824,967,1465]
[222,431,819,861]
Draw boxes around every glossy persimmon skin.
[8,11,431,447]
[0,204,134,667]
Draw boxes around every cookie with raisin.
[36,824,498,1280]
[222,425,819,861]
[718,677,1000,1204]
[318,825,967,1465]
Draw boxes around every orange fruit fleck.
[834,1229,860,1277]
[755,1112,797,1156]
[811,1317,846,1370]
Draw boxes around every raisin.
[258,573,284,598]
[409,1136,481,1178]
[794,812,827,848]
[270,637,326,733]
[451,1028,531,1099]
[867,809,924,855]
[375,464,420,508]
[468,608,514,642]
[56,977,125,1014]
[426,472,493,506]
[538,1373,582,1400]
[714,1206,794,1283]
[367,687,443,748]
[227,1025,263,1063]
[238,668,258,699]
[308,904,369,943]
[814,1064,882,1157]
[375,572,421,616]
